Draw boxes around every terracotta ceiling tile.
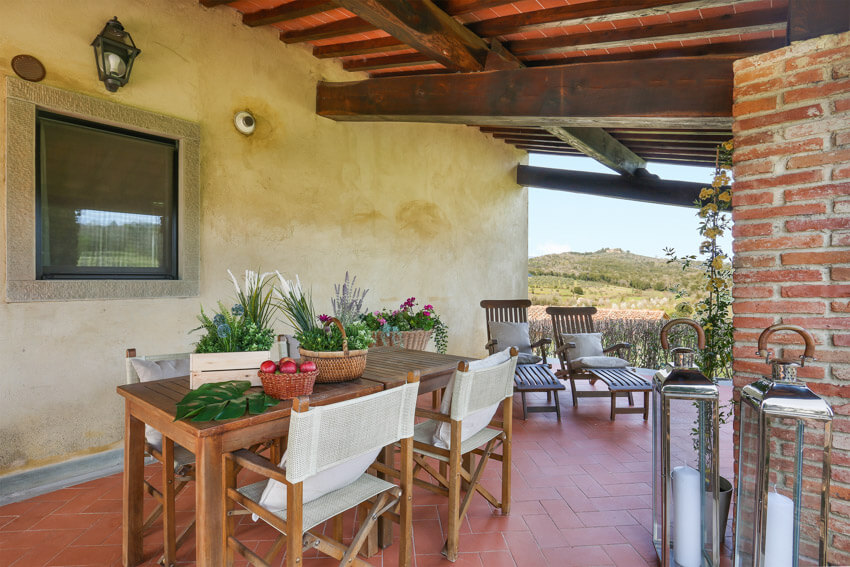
[638,14,672,26]
[680,37,712,47]
[666,9,701,24]
[653,40,684,50]
[610,17,643,30]
[699,5,735,19]
[583,21,616,32]
[488,4,523,17]
[736,0,778,13]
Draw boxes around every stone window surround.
[5,77,199,302]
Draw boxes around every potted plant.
[276,273,374,382]
[189,270,278,389]
[361,297,449,353]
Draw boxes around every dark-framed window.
[35,111,179,280]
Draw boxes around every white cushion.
[488,321,532,353]
[561,333,603,361]
[433,348,511,449]
[571,356,629,369]
[255,448,381,517]
[517,352,542,365]
[130,358,190,449]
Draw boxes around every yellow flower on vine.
[700,187,715,199]
[712,277,727,289]
[723,140,733,151]
[699,203,718,218]
[712,255,727,270]
[718,191,732,202]
[704,227,723,239]
[712,177,724,188]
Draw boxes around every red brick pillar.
[732,30,850,562]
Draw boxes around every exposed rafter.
[547,128,646,177]
[243,0,335,27]
[317,57,735,129]
[517,166,727,208]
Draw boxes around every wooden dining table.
[118,346,470,566]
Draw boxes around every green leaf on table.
[174,380,278,422]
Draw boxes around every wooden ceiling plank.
[786,0,850,43]
[243,1,337,27]
[508,6,788,56]
[199,0,235,7]
[471,0,737,38]
[314,37,405,58]
[548,127,646,176]
[523,37,785,67]
[435,0,516,16]
[317,56,735,128]
[608,129,731,135]
[344,52,434,71]
[516,165,720,208]
[280,16,374,43]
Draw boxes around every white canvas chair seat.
[412,421,503,461]
[224,376,420,567]
[238,473,394,532]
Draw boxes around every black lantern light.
[91,17,140,92]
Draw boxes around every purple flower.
[378,317,386,325]
[392,310,399,315]
[373,310,381,317]
[424,304,433,311]
[423,311,431,317]
[318,314,331,323]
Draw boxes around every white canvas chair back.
[447,356,517,422]
[125,351,191,384]
[285,381,419,484]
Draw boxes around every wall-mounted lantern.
[734,324,832,567]
[653,318,721,567]
[91,17,140,92]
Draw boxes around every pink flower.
[392,310,399,315]
[424,304,433,311]
[373,311,381,317]
[378,318,386,325]
[318,314,330,322]
[423,311,431,317]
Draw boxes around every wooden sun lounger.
[586,367,651,421]
[514,363,566,420]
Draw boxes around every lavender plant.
[331,272,369,327]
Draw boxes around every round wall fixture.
[11,55,46,82]
[234,111,256,135]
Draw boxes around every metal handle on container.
[756,324,815,366]
[660,318,706,351]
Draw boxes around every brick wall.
[732,30,850,563]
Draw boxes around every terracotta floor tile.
[0,388,738,566]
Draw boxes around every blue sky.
[527,153,733,260]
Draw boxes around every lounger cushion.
[130,357,190,449]
[256,448,381,515]
[561,333,604,361]
[571,356,629,369]
[517,352,543,365]
[488,321,533,353]
[433,348,511,449]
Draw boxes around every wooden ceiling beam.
[243,0,336,27]
[331,0,516,72]
[317,56,735,129]
[786,0,850,43]
[471,0,720,37]
[280,16,374,43]
[517,165,720,208]
[199,0,235,6]
[508,7,788,56]
[434,0,515,17]
[608,128,731,135]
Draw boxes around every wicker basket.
[298,317,368,383]
[259,370,317,399]
[371,329,433,351]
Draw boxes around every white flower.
[227,269,242,295]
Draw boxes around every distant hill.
[528,248,703,315]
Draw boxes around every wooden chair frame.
[480,299,551,362]
[380,356,514,562]
[223,374,418,567]
[126,348,195,567]
[545,307,632,406]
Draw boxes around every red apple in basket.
[299,360,317,373]
[279,357,295,367]
[259,360,277,374]
[280,360,298,374]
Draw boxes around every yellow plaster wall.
[0,0,527,473]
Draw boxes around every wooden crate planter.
[189,351,271,389]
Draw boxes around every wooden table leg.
[195,435,224,566]
[123,403,145,567]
